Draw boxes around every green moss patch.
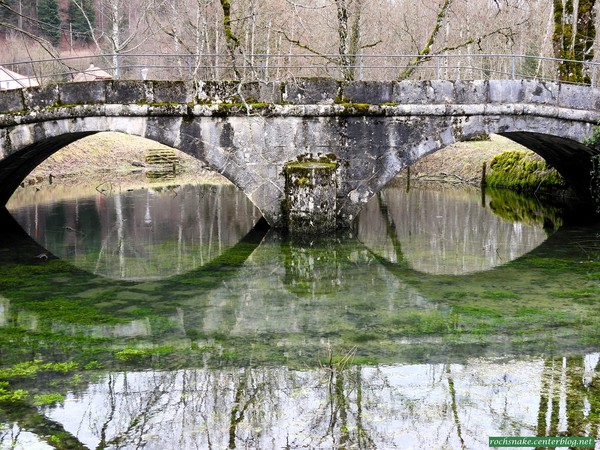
[486,150,565,194]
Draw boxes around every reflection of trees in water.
[309,347,378,449]
[51,368,286,449]
[9,184,261,280]
[357,186,551,274]
[5,354,593,448]
[537,355,600,439]
[446,364,466,449]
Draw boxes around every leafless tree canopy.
[0,0,598,81]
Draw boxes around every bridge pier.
[283,154,338,234]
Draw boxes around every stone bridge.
[1,78,600,228]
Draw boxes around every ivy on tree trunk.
[219,0,241,79]
[553,0,596,83]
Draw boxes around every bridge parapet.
[3,79,600,117]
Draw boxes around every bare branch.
[277,29,338,65]
[284,0,329,10]
[397,23,520,80]
[0,27,61,66]
[361,40,382,50]
[397,0,453,80]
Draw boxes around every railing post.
[359,52,363,81]
[592,64,597,88]
[511,55,516,80]
[436,55,440,80]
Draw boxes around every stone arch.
[0,131,99,205]
[339,113,598,226]
[497,132,595,196]
[0,116,272,223]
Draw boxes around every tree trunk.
[219,0,241,79]
[335,0,353,80]
[335,0,363,81]
[553,0,596,82]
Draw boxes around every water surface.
[1,180,599,449]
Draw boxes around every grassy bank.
[22,132,223,186]
[399,135,567,196]
[400,134,528,185]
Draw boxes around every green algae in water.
[2,185,599,365]
[2,183,600,446]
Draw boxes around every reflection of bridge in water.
[0,190,592,360]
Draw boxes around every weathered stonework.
[284,155,338,234]
[1,79,600,229]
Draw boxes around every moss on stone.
[282,153,339,234]
[295,153,337,165]
[213,101,272,116]
[148,102,181,108]
[285,161,337,171]
[486,150,565,193]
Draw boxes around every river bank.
[400,134,532,185]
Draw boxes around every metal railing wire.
[1,53,599,88]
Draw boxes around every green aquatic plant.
[319,344,357,372]
[0,382,28,403]
[0,360,78,380]
[83,361,104,370]
[115,348,153,361]
[388,310,449,335]
[482,290,520,300]
[33,393,64,406]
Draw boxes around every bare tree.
[396,0,521,80]
[69,0,162,78]
[0,0,60,59]
[275,0,380,80]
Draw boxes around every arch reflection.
[7,183,262,280]
[357,184,562,275]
